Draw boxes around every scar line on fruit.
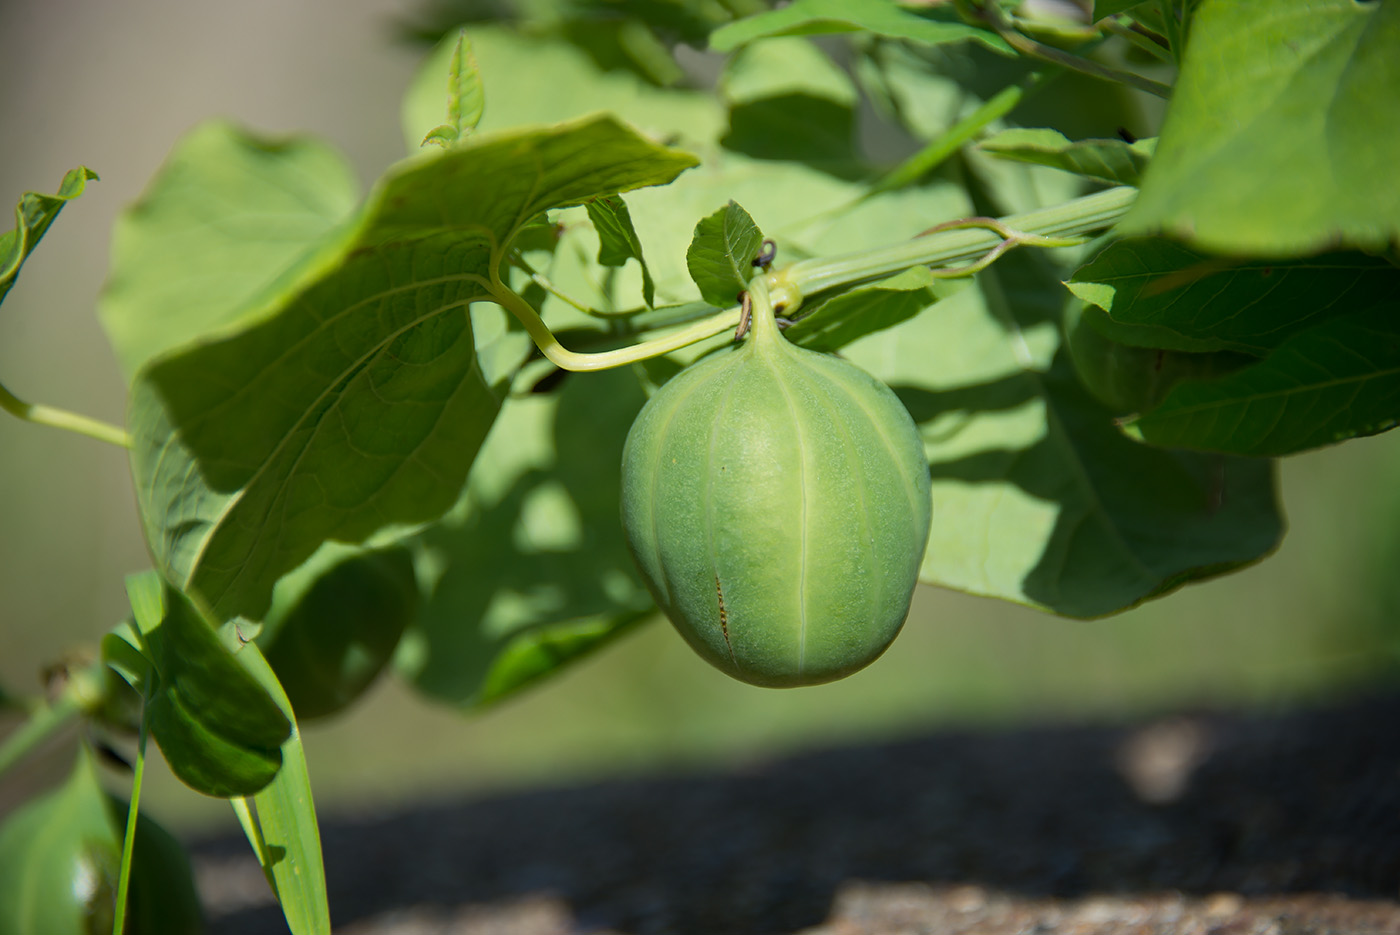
[715,573,736,664]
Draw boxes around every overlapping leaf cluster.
[3,0,1397,930]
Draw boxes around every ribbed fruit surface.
[621,282,931,687]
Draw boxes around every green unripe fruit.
[621,279,932,687]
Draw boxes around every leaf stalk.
[0,381,131,448]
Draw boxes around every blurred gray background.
[1,0,1397,835]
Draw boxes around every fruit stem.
[0,380,132,448]
[745,276,782,349]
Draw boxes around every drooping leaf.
[400,365,655,708]
[1131,303,1400,456]
[112,572,290,798]
[260,543,418,721]
[1067,238,1400,354]
[843,241,1281,618]
[686,201,765,308]
[128,115,698,623]
[100,122,359,380]
[786,266,943,352]
[235,644,331,935]
[585,193,656,307]
[1121,0,1400,255]
[0,166,97,308]
[979,128,1154,187]
[709,0,1009,54]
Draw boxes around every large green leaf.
[107,572,291,797]
[128,115,698,622]
[100,122,359,380]
[1132,303,1400,456]
[843,244,1281,618]
[0,166,97,308]
[400,365,655,708]
[1067,239,1400,354]
[1121,0,1400,255]
[709,0,1008,54]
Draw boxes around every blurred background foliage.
[1,0,1397,832]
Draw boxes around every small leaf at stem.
[686,201,765,308]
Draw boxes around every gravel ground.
[194,691,1400,934]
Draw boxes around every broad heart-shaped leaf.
[686,201,764,308]
[1132,303,1400,457]
[129,115,698,623]
[979,128,1154,187]
[399,365,655,709]
[1067,239,1400,355]
[842,244,1282,619]
[709,0,1009,54]
[235,644,330,935]
[100,122,359,381]
[1120,0,1400,255]
[585,194,656,307]
[0,166,96,308]
[113,572,290,797]
[786,266,944,352]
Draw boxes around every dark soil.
[194,692,1400,934]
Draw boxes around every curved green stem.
[490,277,739,372]
[0,382,131,448]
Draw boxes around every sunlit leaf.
[400,366,655,708]
[100,122,359,380]
[687,201,764,308]
[843,244,1281,618]
[1121,0,1400,254]
[127,115,697,623]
